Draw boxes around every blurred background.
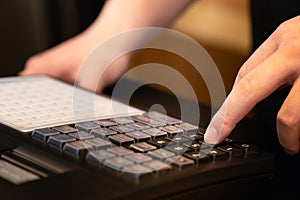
[0,0,251,106]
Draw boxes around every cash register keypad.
[31,111,258,180]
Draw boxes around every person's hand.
[19,0,193,93]
[204,15,300,154]
[19,31,129,92]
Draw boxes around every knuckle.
[235,75,255,99]
[277,109,299,129]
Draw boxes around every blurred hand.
[204,15,300,154]
[19,0,193,93]
[19,32,129,92]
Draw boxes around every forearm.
[83,0,193,40]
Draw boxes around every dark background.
[0,0,105,77]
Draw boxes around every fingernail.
[204,126,219,144]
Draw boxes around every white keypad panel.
[0,76,143,132]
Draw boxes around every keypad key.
[125,131,151,142]
[131,115,165,127]
[69,131,95,140]
[47,134,76,148]
[91,128,117,138]
[165,144,191,155]
[85,138,112,149]
[147,149,175,160]
[97,119,117,127]
[182,132,204,141]
[144,111,182,125]
[166,135,191,144]
[233,143,259,158]
[184,141,212,151]
[122,165,153,179]
[217,145,243,158]
[203,148,228,161]
[75,121,100,132]
[184,151,211,164]
[175,122,198,133]
[32,128,60,142]
[165,156,194,169]
[52,125,77,134]
[129,142,157,153]
[215,137,236,147]
[104,157,134,171]
[143,160,172,173]
[160,125,183,136]
[109,125,134,133]
[107,146,134,157]
[86,149,116,164]
[63,141,93,158]
[111,117,134,125]
[143,128,167,139]
[108,134,135,147]
[124,153,153,164]
[147,138,170,148]
[125,122,150,131]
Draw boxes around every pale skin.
[20,0,300,154]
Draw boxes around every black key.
[184,151,211,164]
[125,131,151,142]
[143,128,167,139]
[129,142,157,153]
[124,153,153,164]
[233,143,259,158]
[203,148,228,161]
[147,149,175,160]
[109,125,134,133]
[184,141,212,151]
[144,111,182,125]
[217,145,243,158]
[97,119,117,127]
[107,146,134,157]
[125,122,150,131]
[215,137,236,147]
[85,138,112,149]
[52,125,77,134]
[108,134,135,147]
[111,117,134,125]
[91,128,117,138]
[75,121,100,132]
[63,141,93,158]
[47,134,76,148]
[160,125,183,136]
[86,149,116,164]
[147,138,170,148]
[165,156,194,169]
[104,157,134,171]
[165,144,191,155]
[131,115,165,127]
[32,128,60,142]
[69,131,95,140]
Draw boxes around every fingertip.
[204,126,218,144]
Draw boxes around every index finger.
[204,49,293,144]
